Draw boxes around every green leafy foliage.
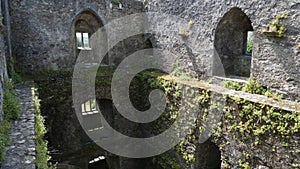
[0,80,20,164]
[246,40,253,53]
[33,88,56,169]
[242,79,266,94]
[3,80,20,120]
[32,70,299,169]
[246,32,253,54]
[224,80,242,90]
[268,13,289,38]
[7,55,23,83]
[0,120,11,163]
[142,73,299,169]
[111,0,120,5]
[158,155,184,169]
[225,79,283,99]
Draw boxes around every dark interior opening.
[195,140,221,169]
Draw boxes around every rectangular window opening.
[76,32,91,50]
[82,99,98,114]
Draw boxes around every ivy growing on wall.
[134,72,299,169]
[29,69,299,169]
[33,87,56,169]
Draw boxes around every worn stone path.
[1,82,36,169]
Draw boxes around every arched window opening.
[74,11,102,50]
[214,7,253,78]
[72,10,109,64]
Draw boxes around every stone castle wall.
[0,23,8,122]
[145,1,300,168]
[0,13,7,121]
[146,0,300,100]
[10,0,300,99]
[5,1,300,168]
[10,0,146,71]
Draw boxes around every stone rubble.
[1,82,36,169]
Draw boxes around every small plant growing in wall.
[262,13,289,38]
[179,20,195,38]
[188,20,195,29]
[178,28,189,38]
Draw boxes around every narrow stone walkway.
[1,82,36,169]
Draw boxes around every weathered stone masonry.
[10,0,146,71]
[147,0,300,100]
[145,1,300,168]
[2,0,300,169]
[0,33,7,122]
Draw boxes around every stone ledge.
[159,75,300,113]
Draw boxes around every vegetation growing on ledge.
[135,72,218,169]
[27,69,299,168]
[135,72,299,169]
[33,87,56,169]
[0,80,21,164]
[224,79,284,99]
